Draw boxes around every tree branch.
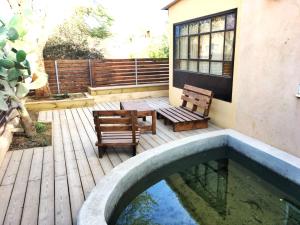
[6,0,13,9]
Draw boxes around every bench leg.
[151,111,156,134]
[143,116,146,122]
[157,112,163,119]
[98,146,106,158]
[164,118,168,125]
[132,146,137,156]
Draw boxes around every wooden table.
[120,101,156,134]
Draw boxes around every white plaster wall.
[235,0,300,157]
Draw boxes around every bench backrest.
[93,110,138,144]
[181,84,213,117]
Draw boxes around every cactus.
[0,16,47,137]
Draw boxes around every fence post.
[134,58,138,85]
[54,60,60,94]
[88,59,93,87]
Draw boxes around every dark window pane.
[212,16,225,31]
[223,62,232,76]
[210,62,222,75]
[189,22,198,34]
[199,34,210,59]
[199,61,209,74]
[224,31,234,61]
[180,60,188,70]
[175,26,180,37]
[179,37,188,59]
[226,14,236,29]
[211,32,224,60]
[180,24,188,36]
[175,60,180,69]
[188,61,198,72]
[200,19,210,33]
[174,11,236,78]
[175,38,180,59]
[189,36,198,59]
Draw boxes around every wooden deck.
[0,97,220,225]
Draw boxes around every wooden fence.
[44,58,169,94]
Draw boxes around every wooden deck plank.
[65,110,96,198]
[38,111,47,122]
[21,148,44,225]
[4,148,34,225]
[38,146,55,225]
[0,150,23,225]
[70,109,108,179]
[59,110,85,224]
[0,97,220,225]
[0,185,14,225]
[0,151,12,183]
[52,110,72,225]
[46,110,53,122]
[1,150,23,186]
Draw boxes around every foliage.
[0,16,47,111]
[43,6,112,59]
[148,35,169,58]
[35,121,46,133]
[43,41,103,60]
[116,192,158,225]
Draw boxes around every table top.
[121,101,154,112]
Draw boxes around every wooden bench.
[93,110,140,157]
[157,85,213,132]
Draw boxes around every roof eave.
[162,0,181,10]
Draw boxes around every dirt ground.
[9,111,52,150]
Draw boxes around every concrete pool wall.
[77,129,300,225]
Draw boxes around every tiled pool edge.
[77,129,300,225]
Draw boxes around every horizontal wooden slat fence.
[44,58,169,94]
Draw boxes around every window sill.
[174,69,232,79]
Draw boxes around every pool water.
[116,159,300,225]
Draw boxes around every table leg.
[151,111,156,135]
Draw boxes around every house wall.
[167,0,300,157]
[234,0,300,157]
[168,0,242,129]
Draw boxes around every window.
[179,159,228,216]
[173,9,237,102]
[174,11,236,76]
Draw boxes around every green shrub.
[35,122,46,133]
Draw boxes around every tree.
[43,6,112,59]
[148,35,169,58]
[5,0,51,97]
[0,17,47,136]
[116,192,158,225]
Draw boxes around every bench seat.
[157,85,213,132]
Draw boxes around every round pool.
[77,129,300,225]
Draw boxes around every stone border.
[77,129,300,225]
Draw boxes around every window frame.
[172,9,238,102]
[174,9,237,77]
